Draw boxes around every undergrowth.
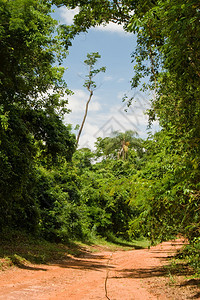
[175,238,200,276]
[0,230,150,270]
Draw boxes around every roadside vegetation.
[0,230,149,270]
[0,0,199,278]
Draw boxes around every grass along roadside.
[148,255,200,299]
[0,231,150,270]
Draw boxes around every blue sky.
[53,7,159,148]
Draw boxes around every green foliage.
[83,52,106,91]
[0,0,76,231]
[127,130,200,244]
[61,0,198,258]
[0,1,199,277]
[0,107,39,231]
[124,0,200,248]
[95,130,144,160]
[73,148,94,171]
[72,135,145,240]
[183,238,200,273]
[78,171,134,239]
[35,163,85,241]
[52,0,134,39]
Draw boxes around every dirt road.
[0,239,199,300]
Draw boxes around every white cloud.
[64,88,160,149]
[66,97,160,149]
[78,122,100,149]
[58,7,79,25]
[104,75,113,82]
[94,22,132,35]
[117,91,126,100]
[94,22,125,33]
[67,89,101,113]
[117,78,125,83]
[57,7,131,35]
[64,88,102,144]
[76,103,148,147]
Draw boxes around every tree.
[0,0,76,231]
[52,0,199,134]
[76,52,106,146]
[55,0,200,250]
[126,0,200,242]
[95,130,144,160]
[53,0,134,33]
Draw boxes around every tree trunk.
[76,90,93,146]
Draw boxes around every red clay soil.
[0,239,199,300]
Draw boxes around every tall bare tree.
[76,52,106,146]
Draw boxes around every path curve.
[0,239,185,299]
